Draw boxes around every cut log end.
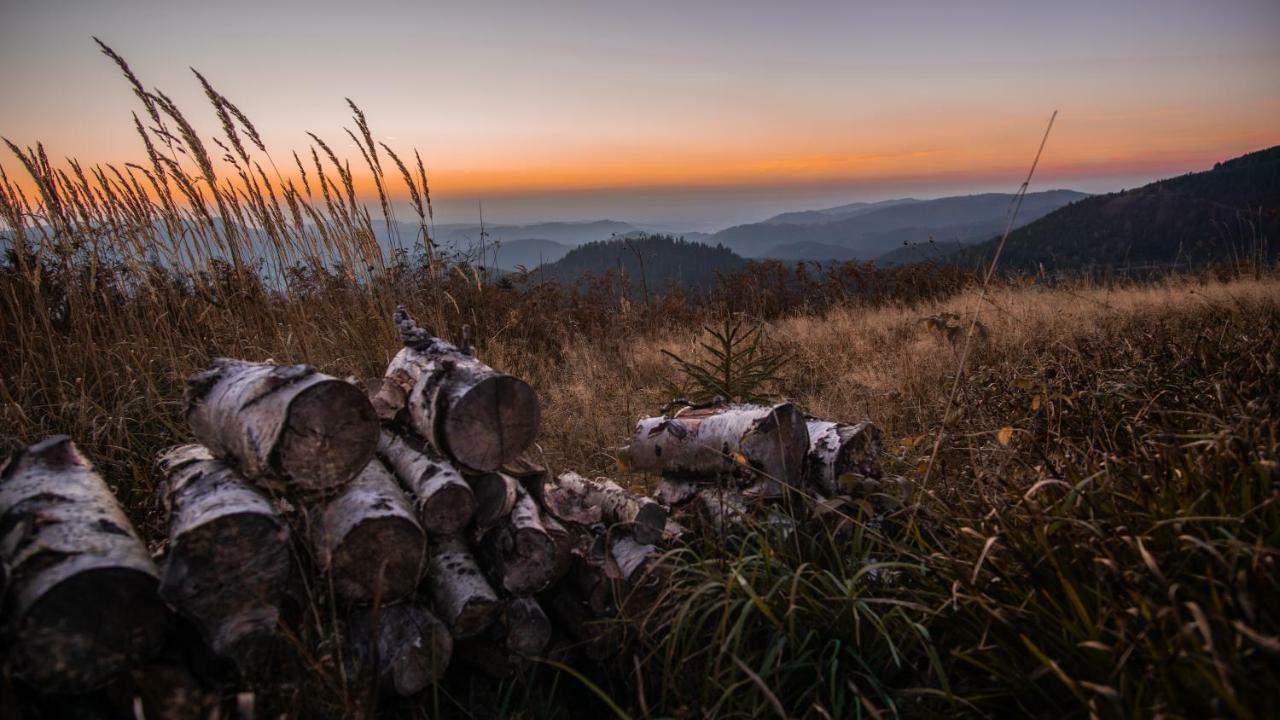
[505,596,551,657]
[17,565,168,692]
[277,379,379,491]
[328,519,426,604]
[419,482,476,536]
[348,605,452,697]
[443,374,540,471]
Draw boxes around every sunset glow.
[2,0,1277,226]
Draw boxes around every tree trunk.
[467,471,518,532]
[504,595,552,657]
[347,604,452,697]
[805,420,884,495]
[156,444,290,664]
[554,471,668,545]
[185,358,378,494]
[428,537,500,638]
[482,485,557,594]
[0,436,167,692]
[380,306,540,472]
[378,429,475,536]
[311,458,426,604]
[621,402,809,496]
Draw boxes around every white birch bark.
[186,358,378,493]
[0,436,166,691]
[157,444,290,662]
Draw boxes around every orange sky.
[2,1,1277,227]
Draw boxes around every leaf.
[1013,378,1034,391]
[1031,394,1042,411]
[997,426,1014,446]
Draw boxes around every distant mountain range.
[706,190,1088,261]
[945,146,1280,272]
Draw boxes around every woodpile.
[0,307,670,707]
[621,400,888,531]
[1,306,889,710]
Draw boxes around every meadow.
[1,48,1277,718]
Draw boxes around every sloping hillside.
[957,146,1280,272]
[710,190,1087,259]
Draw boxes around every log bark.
[805,420,884,496]
[654,477,699,506]
[0,436,167,692]
[621,402,809,496]
[697,486,748,535]
[609,534,659,585]
[540,512,582,583]
[504,595,552,657]
[467,471,518,532]
[157,444,290,664]
[347,604,452,697]
[185,358,378,493]
[380,306,540,472]
[428,537,500,638]
[311,458,426,604]
[378,430,475,536]
[483,485,557,594]
[554,471,668,545]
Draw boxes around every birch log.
[186,358,378,493]
[347,605,452,696]
[805,420,884,496]
[554,471,668,545]
[609,534,659,585]
[504,595,552,657]
[467,471,518,532]
[379,306,540,472]
[483,486,557,594]
[697,487,748,535]
[378,430,475,536]
[0,437,166,691]
[654,477,698,507]
[428,538,500,638]
[312,458,426,604]
[157,444,290,662]
[621,402,809,496]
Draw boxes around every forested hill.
[957,146,1280,272]
[536,234,747,289]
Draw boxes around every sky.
[1,0,1277,230]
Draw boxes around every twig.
[919,111,1058,492]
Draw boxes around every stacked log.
[310,458,426,604]
[374,306,540,472]
[621,401,809,498]
[186,358,380,495]
[346,604,453,697]
[622,401,889,534]
[804,419,884,496]
[0,437,168,692]
[156,444,291,665]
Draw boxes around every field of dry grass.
[2,46,1278,717]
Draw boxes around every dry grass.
[2,43,1278,718]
